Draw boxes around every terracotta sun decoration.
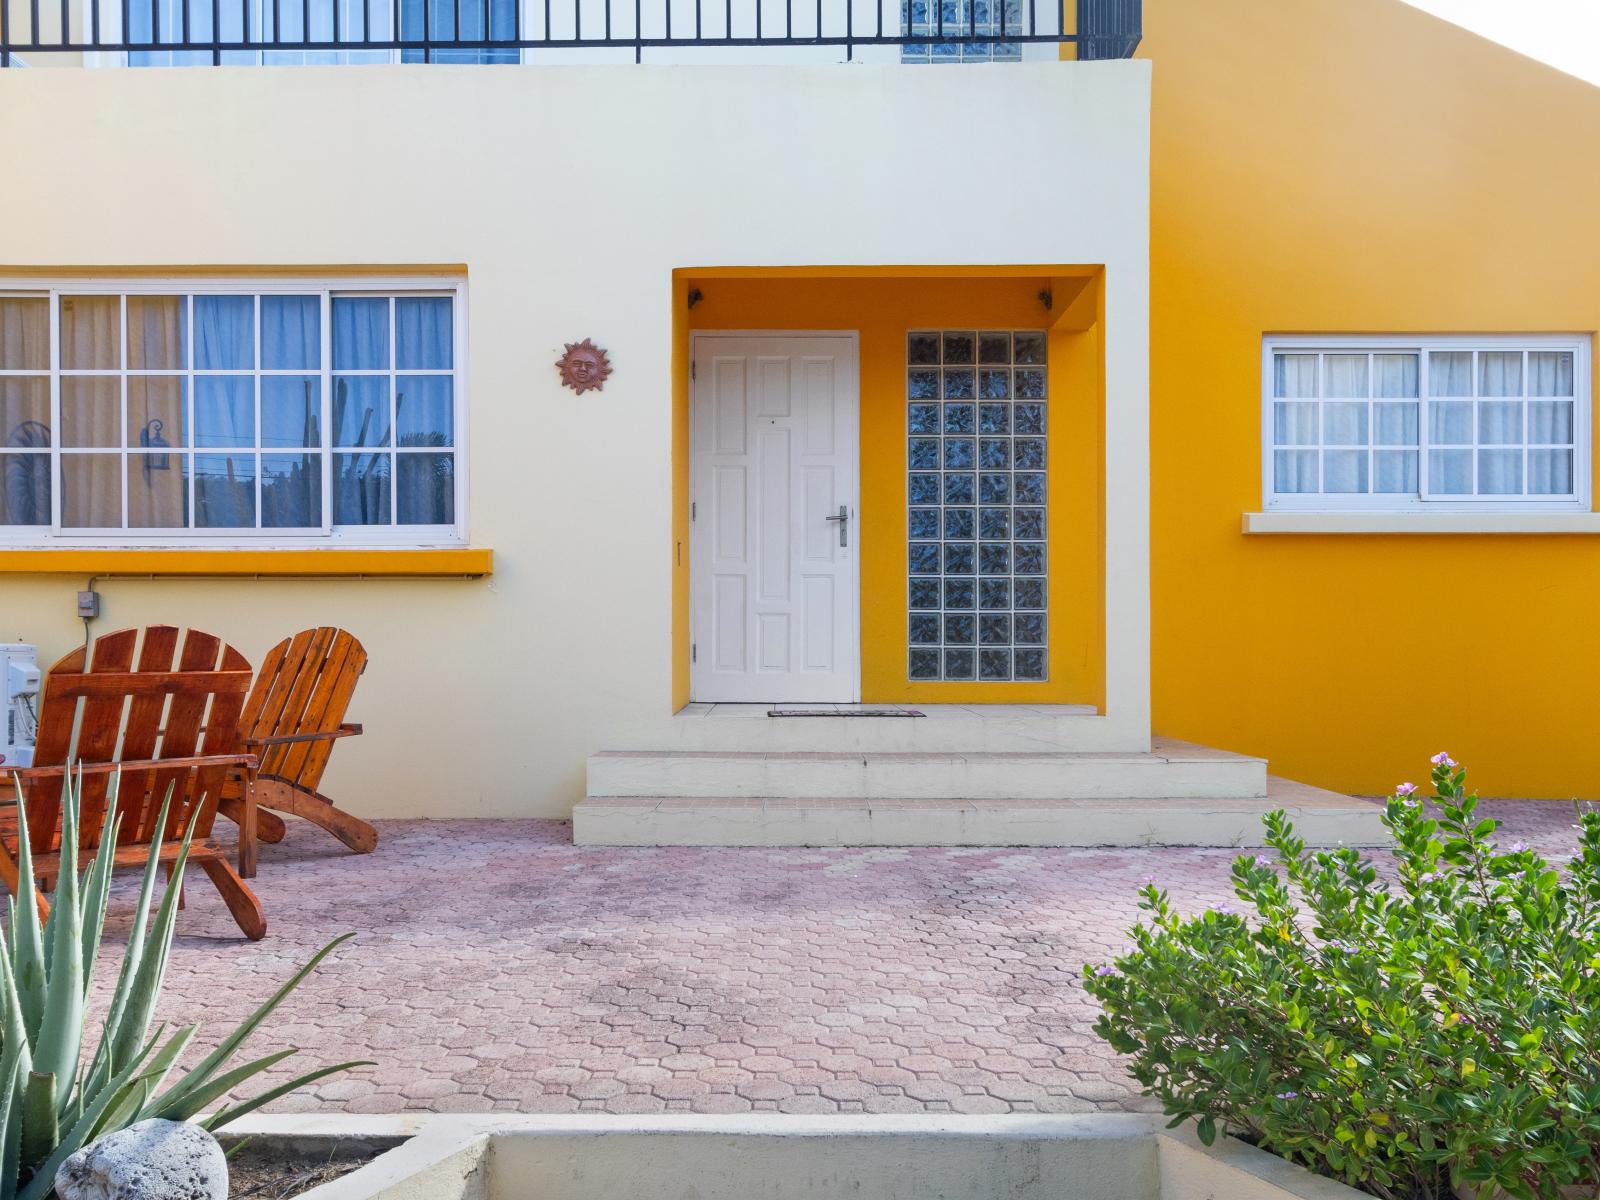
[556,339,613,395]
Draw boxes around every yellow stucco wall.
[671,270,1104,707]
[1144,0,1600,798]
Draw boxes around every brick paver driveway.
[101,801,1577,1116]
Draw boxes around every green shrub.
[0,769,368,1200]
[1086,756,1600,1200]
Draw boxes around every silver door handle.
[825,505,849,547]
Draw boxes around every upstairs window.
[0,280,464,545]
[1263,337,1590,511]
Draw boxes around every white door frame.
[689,329,861,703]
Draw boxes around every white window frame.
[0,274,468,549]
[1262,334,1592,513]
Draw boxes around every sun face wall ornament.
[556,339,613,395]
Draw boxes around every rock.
[55,1118,227,1200]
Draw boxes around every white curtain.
[1273,354,1317,399]
[1430,449,1473,495]
[262,295,320,371]
[1430,351,1472,397]
[1374,353,1418,398]
[1529,351,1573,398]
[1478,351,1522,397]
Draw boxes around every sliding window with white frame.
[0,278,466,546]
[1263,336,1591,511]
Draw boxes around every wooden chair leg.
[219,796,287,845]
[0,842,44,924]
[196,857,266,941]
[257,782,378,855]
[237,774,259,880]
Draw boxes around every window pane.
[1324,354,1367,399]
[1273,354,1317,398]
[194,296,255,370]
[334,452,391,524]
[1274,449,1317,493]
[60,454,121,527]
[1430,449,1473,494]
[0,378,50,446]
[1373,402,1418,446]
[0,454,50,525]
[1528,400,1574,444]
[1322,402,1367,446]
[397,453,454,524]
[1477,449,1522,494]
[127,377,187,450]
[61,296,121,370]
[1478,400,1523,445]
[1272,402,1317,445]
[395,297,452,370]
[194,376,256,448]
[1374,353,1419,398]
[1529,351,1574,397]
[261,296,321,370]
[61,378,121,448]
[262,453,322,527]
[396,376,453,446]
[1479,351,1522,397]
[1429,351,1472,396]
[261,377,321,449]
[1528,449,1574,495]
[1374,450,1418,493]
[128,453,189,529]
[126,296,186,370]
[1430,401,1472,445]
[194,453,256,527]
[333,376,391,446]
[0,298,49,370]
[1323,450,1367,493]
[332,297,390,370]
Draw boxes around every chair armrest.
[239,726,361,749]
[11,753,259,780]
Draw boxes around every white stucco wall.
[0,62,1150,818]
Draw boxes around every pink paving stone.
[80,803,1571,1117]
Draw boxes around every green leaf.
[17,1073,55,1175]
[203,1062,373,1133]
[1196,1114,1216,1146]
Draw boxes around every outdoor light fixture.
[139,419,170,475]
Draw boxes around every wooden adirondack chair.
[0,626,265,940]
[217,628,377,860]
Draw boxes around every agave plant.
[0,769,367,1200]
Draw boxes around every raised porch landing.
[574,706,1384,848]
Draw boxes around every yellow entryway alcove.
[671,266,1105,711]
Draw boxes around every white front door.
[690,333,860,703]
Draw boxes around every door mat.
[767,708,925,718]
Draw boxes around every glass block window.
[1265,337,1589,510]
[0,281,464,543]
[907,329,1047,683]
[901,0,1022,62]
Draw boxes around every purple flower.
[1275,1091,1299,1100]
[1417,870,1441,883]
[1508,841,1527,854]
[1324,940,1350,953]
[1254,855,1273,868]
[1212,904,1236,917]
[1431,752,1457,767]
[1142,874,1158,885]
[1395,782,1418,797]
[1092,965,1117,977]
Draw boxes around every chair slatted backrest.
[22,626,253,853]
[239,628,366,791]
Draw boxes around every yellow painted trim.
[0,548,494,577]
[685,265,1102,281]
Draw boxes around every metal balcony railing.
[0,0,1138,63]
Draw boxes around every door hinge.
[691,501,697,521]
[692,643,697,663]
[691,361,697,380]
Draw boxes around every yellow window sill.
[0,547,494,577]
[1243,512,1600,535]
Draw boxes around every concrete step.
[572,777,1385,848]
[652,703,1126,754]
[585,738,1267,802]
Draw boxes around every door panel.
[691,334,859,702]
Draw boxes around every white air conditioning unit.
[1,644,40,770]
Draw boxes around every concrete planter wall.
[224,1115,1367,1200]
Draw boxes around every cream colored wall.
[0,62,1150,817]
